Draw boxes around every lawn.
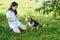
[0,0,60,40]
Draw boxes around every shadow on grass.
[0,26,6,33]
[0,25,21,40]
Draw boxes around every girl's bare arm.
[7,17,14,22]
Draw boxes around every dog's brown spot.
[27,16,31,22]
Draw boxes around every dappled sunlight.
[0,0,48,16]
[0,0,60,40]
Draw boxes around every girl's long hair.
[7,2,18,15]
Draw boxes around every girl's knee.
[13,27,21,33]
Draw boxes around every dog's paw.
[25,25,27,27]
[36,27,39,30]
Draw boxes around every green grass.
[0,13,60,40]
[0,0,60,40]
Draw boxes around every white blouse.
[6,10,17,21]
[6,10,21,29]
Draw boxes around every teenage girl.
[6,2,26,33]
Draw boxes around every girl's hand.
[16,17,20,20]
[8,17,14,22]
[16,17,22,20]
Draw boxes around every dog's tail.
[39,24,46,27]
[43,24,46,27]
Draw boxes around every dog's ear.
[27,17,31,20]
[26,16,31,22]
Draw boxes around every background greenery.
[0,0,60,40]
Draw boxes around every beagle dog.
[25,16,45,29]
